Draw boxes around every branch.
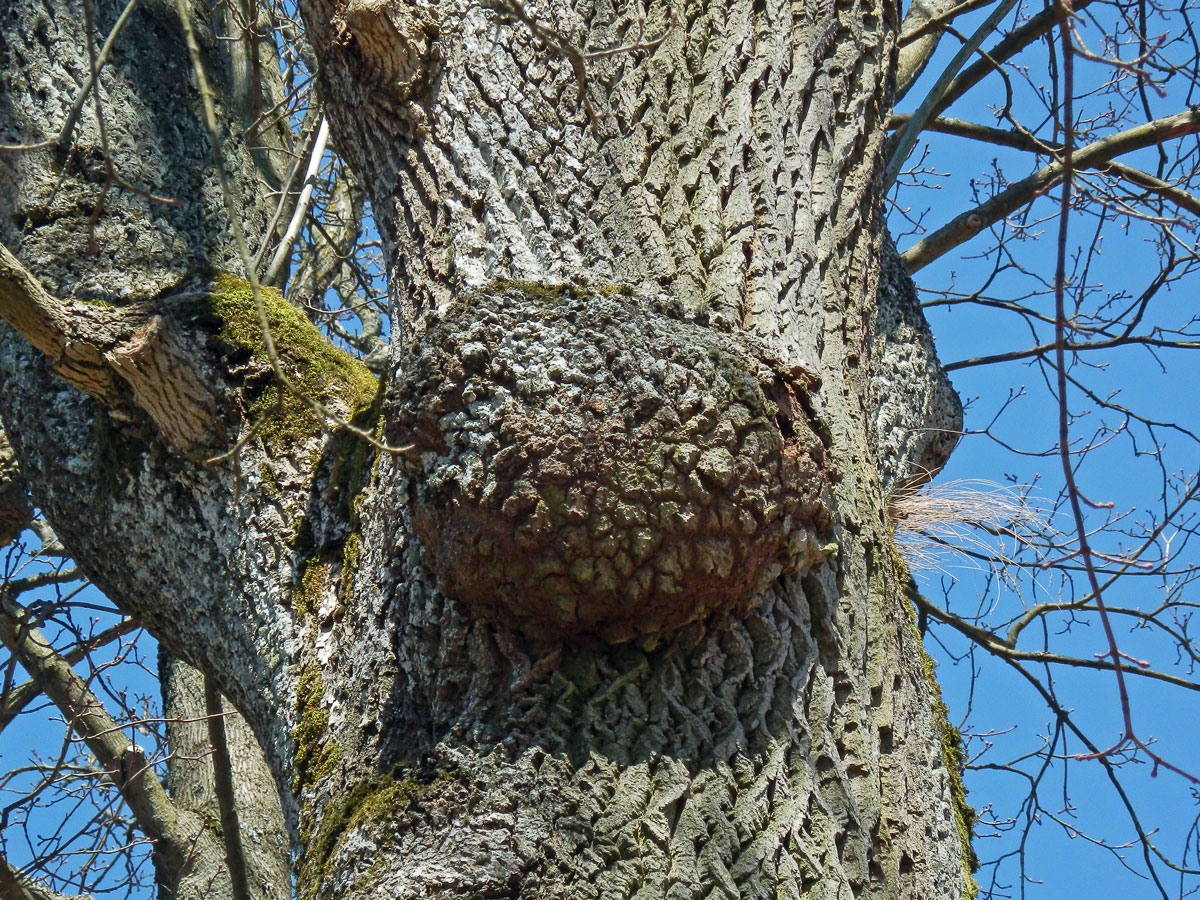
[917,0,1100,126]
[0,853,93,900]
[262,116,330,286]
[0,242,106,390]
[899,0,998,47]
[998,657,1196,889]
[896,0,1000,102]
[891,115,1200,216]
[253,103,325,283]
[901,107,1200,272]
[0,595,229,893]
[204,675,252,900]
[942,332,1200,371]
[0,616,137,735]
[4,567,84,595]
[0,241,217,450]
[886,0,1022,186]
[905,584,1200,692]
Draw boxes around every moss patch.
[298,768,463,900]
[487,278,634,305]
[183,274,378,453]
[339,533,362,599]
[292,669,341,794]
[293,558,331,622]
[326,390,383,523]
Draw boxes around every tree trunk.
[159,654,293,900]
[0,0,972,897]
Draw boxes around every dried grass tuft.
[889,479,1048,574]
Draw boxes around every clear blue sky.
[893,0,1200,893]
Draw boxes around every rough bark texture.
[0,0,973,898]
[0,0,318,855]
[869,235,962,493]
[0,428,32,546]
[389,283,836,643]
[160,654,293,900]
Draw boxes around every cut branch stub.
[103,315,218,452]
[389,282,836,644]
[333,0,440,102]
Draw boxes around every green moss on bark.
[182,274,378,453]
[339,533,362,598]
[326,390,383,523]
[292,669,341,794]
[486,278,634,305]
[293,559,331,622]
[297,768,463,900]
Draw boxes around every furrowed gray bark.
[0,0,314,876]
[160,655,293,900]
[285,0,971,897]
[0,427,33,546]
[0,0,972,898]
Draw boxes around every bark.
[160,654,293,900]
[0,0,973,898]
[0,426,33,546]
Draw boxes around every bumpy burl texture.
[870,235,963,493]
[389,283,835,643]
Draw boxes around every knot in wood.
[389,283,835,643]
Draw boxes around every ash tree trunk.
[0,0,970,896]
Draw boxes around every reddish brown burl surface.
[390,283,835,643]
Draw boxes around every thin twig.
[172,0,410,460]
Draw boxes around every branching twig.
[901,107,1200,271]
[173,0,410,460]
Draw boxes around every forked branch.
[0,594,230,892]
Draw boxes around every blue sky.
[892,0,1200,892]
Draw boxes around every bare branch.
[0,242,217,450]
[204,676,252,900]
[0,595,230,894]
[886,0,1023,186]
[907,585,1200,691]
[0,616,137,736]
[896,0,997,102]
[262,117,330,286]
[0,853,93,900]
[892,115,1200,216]
[918,0,1101,126]
[901,108,1200,272]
